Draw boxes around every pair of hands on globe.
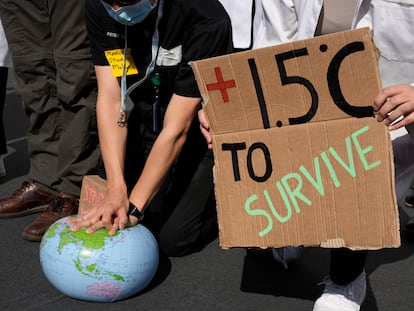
[65,109,212,235]
[67,190,140,235]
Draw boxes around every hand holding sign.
[198,109,213,149]
[374,84,414,130]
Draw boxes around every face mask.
[101,0,157,26]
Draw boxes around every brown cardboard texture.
[190,28,400,250]
[78,175,107,214]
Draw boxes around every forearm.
[94,65,128,194]
[129,94,201,212]
[97,98,128,193]
[129,128,187,210]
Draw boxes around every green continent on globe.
[73,257,125,281]
[59,226,118,252]
[44,220,120,253]
[43,220,125,282]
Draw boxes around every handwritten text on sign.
[205,42,374,128]
[242,125,379,237]
[191,29,397,248]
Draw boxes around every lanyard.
[118,0,164,127]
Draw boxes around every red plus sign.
[206,67,236,103]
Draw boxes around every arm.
[128,94,201,220]
[72,89,201,234]
[69,65,130,233]
[374,84,414,131]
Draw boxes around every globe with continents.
[39,216,159,302]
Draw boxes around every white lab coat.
[219,0,323,49]
[0,20,11,68]
[353,0,414,191]
[353,0,414,139]
[352,0,414,87]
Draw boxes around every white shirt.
[353,0,414,138]
[0,20,11,68]
[353,0,414,184]
[219,0,323,49]
[352,0,414,87]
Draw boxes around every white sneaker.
[313,271,367,311]
[0,156,5,177]
[272,246,304,269]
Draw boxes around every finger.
[386,113,404,127]
[109,219,120,236]
[374,92,389,112]
[69,217,93,231]
[198,109,209,128]
[101,213,115,231]
[374,84,405,111]
[374,87,397,111]
[86,220,104,234]
[376,97,397,121]
[67,208,98,225]
[117,212,129,230]
[65,214,82,224]
[73,212,105,232]
[389,114,414,131]
[200,126,212,143]
[382,97,411,125]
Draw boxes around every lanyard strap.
[118,0,164,127]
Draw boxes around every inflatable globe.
[40,216,159,302]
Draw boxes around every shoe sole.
[404,201,414,208]
[21,231,43,242]
[0,204,50,219]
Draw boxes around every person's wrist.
[128,201,144,222]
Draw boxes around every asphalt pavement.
[1,74,414,311]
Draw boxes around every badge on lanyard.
[105,48,138,78]
[151,72,161,132]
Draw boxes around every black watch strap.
[128,202,144,222]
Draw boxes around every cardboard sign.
[78,175,107,214]
[191,28,400,250]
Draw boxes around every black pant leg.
[329,248,368,285]
[0,66,7,155]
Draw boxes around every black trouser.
[409,176,414,191]
[0,0,100,196]
[122,100,218,257]
[329,249,368,285]
[0,66,7,156]
[153,148,218,257]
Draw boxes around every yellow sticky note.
[104,48,139,77]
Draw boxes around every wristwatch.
[128,202,144,222]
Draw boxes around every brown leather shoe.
[22,192,79,242]
[0,179,55,218]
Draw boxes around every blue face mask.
[101,0,157,26]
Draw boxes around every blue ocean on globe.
[39,216,159,302]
